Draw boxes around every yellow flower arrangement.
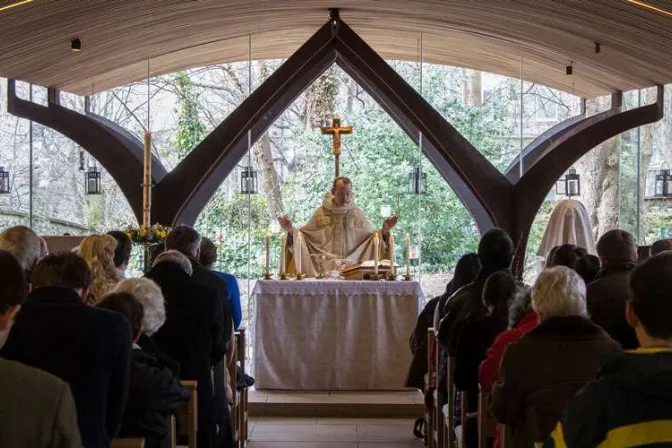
[126,223,171,245]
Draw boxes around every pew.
[177,380,198,448]
[170,415,176,448]
[477,392,496,448]
[443,354,456,448]
[111,439,145,448]
[426,327,439,447]
[228,328,250,447]
[433,329,445,448]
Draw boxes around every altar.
[252,279,422,390]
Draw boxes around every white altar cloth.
[253,279,422,390]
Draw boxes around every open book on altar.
[341,259,398,280]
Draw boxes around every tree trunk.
[252,132,284,220]
[576,96,620,238]
[465,70,482,107]
[302,67,339,129]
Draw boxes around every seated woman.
[98,292,189,448]
[490,266,618,447]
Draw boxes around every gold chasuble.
[285,193,385,277]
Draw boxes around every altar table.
[252,279,422,390]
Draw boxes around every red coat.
[478,310,538,448]
[479,310,538,392]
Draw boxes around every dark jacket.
[454,314,506,392]
[1,286,132,448]
[119,348,190,448]
[586,263,638,349]
[137,333,181,377]
[0,358,81,448]
[146,262,225,448]
[490,316,619,448]
[189,257,233,345]
[544,347,672,448]
[405,295,441,389]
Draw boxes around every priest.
[278,177,398,276]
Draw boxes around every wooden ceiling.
[0,0,671,97]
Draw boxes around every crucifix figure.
[321,117,353,178]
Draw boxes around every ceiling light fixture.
[625,0,672,18]
[566,63,574,76]
[71,38,82,52]
[594,42,601,54]
[0,0,33,13]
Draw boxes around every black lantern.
[240,166,258,195]
[408,166,427,195]
[556,168,581,197]
[78,150,85,171]
[654,169,672,197]
[0,167,10,195]
[85,166,102,195]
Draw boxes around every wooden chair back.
[111,439,145,448]
[434,329,445,448]
[477,392,497,448]
[228,332,239,443]
[177,380,198,448]
[236,328,249,447]
[427,327,437,448]
[500,424,512,448]
[169,415,176,448]
[445,355,456,448]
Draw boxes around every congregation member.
[0,250,81,448]
[98,292,190,448]
[79,234,122,303]
[146,249,225,448]
[200,236,242,330]
[490,266,618,447]
[1,252,132,448]
[405,252,479,390]
[166,225,235,447]
[545,252,672,447]
[0,225,41,280]
[587,229,639,349]
[650,238,672,255]
[113,277,180,374]
[108,230,133,279]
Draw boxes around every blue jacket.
[211,270,242,330]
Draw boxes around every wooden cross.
[320,117,353,178]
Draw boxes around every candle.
[389,232,395,275]
[405,233,411,276]
[280,235,287,274]
[296,232,302,275]
[374,231,380,276]
[265,232,270,275]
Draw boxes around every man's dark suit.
[146,262,225,448]
[1,286,132,448]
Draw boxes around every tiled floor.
[247,417,423,448]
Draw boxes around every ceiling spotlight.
[71,38,82,52]
[566,63,573,76]
[595,42,601,54]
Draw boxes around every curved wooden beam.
[6,80,157,223]
[512,86,664,257]
[334,20,512,233]
[153,21,338,225]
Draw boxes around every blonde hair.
[532,266,587,321]
[114,278,165,335]
[0,226,41,271]
[79,234,121,303]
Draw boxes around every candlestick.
[280,235,287,276]
[295,232,303,279]
[404,233,412,281]
[389,232,396,278]
[374,232,380,276]
[263,232,271,279]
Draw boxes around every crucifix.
[321,117,353,178]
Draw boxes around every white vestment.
[285,193,383,277]
[537,199,597,259]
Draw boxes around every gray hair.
[153,249,193,276]
[532,266,587,320]
[166,225,201,257]
[114,278,165,336]
[0,226,41,271]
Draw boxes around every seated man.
[0,250,81,448]
[0,252,132,448]
[0,225,42,280]
[107,230,133,279]
[651,238,672,256]
[199,236,242,330]
[98,292,189,448]
[545,252,672,447]
[146,250,225,448]
[587,229,639,349]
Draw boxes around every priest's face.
[331,181,353,207]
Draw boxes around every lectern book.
[341,260,396,280]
